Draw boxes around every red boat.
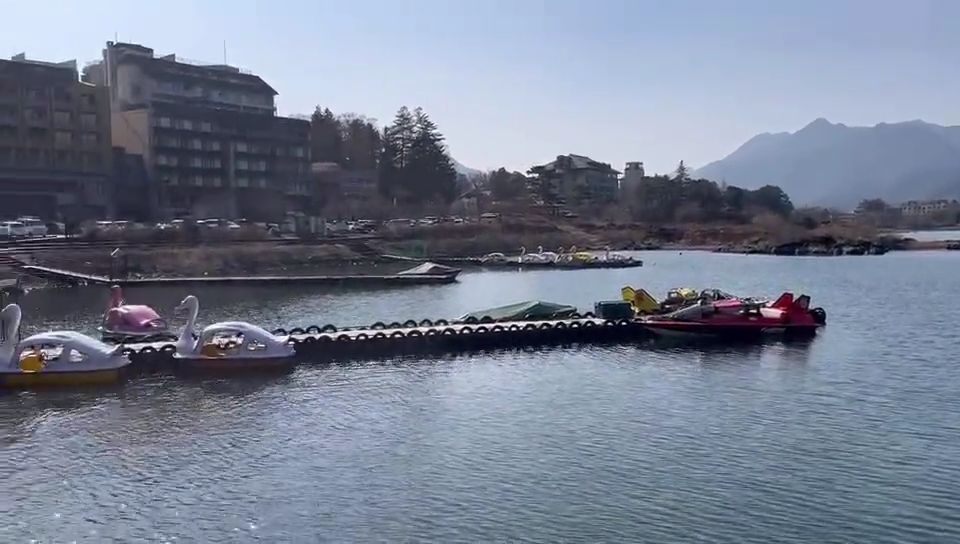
[640,292,826,340]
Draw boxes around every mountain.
[694,119,960,208]
[451,158,483,179]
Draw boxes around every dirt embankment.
[25,243,367,278]
[374,216,893,257]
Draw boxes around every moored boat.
[173,295,295,373]
[639,292,826,340]
[0,304,132,388]
[100,285,176,343]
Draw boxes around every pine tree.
[386,106,415,170]
[674,160,689,182]
[378,129,399,199]
[408,107,457,203]
[309,106,343,164]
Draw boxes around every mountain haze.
[694,120,960,208]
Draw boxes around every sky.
[2,0,959,174]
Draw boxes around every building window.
[190,157,203,167]
[80,93,97,109]
[235,142,248,152]
[237,177,249,187]
[182,119,194,130]
[27,88,46,101]
[53,88,72,102]
[25,107,47,124]
[292,146,304,158]
[81,132,99,146]
[209,140,221,151]
[54,110,72,126]
[200,121,212,132]
[237,159,248,170]
[80,113,97,130]
[211,176,222,187]
[54,131,73,147]
[193,175,203,186]
[189,138,202,150]
[158,116,172,128]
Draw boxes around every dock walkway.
[16,265,458,287]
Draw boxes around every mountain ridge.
[694,119,960,208]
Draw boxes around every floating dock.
[15,265,458,287]
[121,315,645,366]
[383,255,643,270]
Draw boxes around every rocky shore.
[715,236,898,256]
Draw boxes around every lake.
[2,250,959,542]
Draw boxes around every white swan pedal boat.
[0,304,131,388]
[173,295,295,372]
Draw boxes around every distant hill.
[694,119,960,208]
[451,158,483,179]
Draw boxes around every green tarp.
[457,300,578,322]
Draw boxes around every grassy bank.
[374,216,893,257]
[25,243,369,278]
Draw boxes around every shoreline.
[4,222,958,287]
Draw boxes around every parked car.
[0,221,27,238]
[480,212,501,223]
[17,216,48,237]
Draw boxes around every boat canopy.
[397,262,461,276]
[458,300,578,322]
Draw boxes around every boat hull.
[642,321,819,341]
[0,368,124,388]
[174,355,295,374]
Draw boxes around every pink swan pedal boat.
[99,285,176,343]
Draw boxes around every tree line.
[309,105,458,207]
[479,160,795,223]
[625,162,794,223]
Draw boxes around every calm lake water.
[2,250,959,542]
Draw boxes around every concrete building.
[620,161,645,198]
[309,162,379,217]
[527,154,620,206]
[86,42,310,219]
[0,54,113,221]
[899,199,959,217]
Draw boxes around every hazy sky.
[3,0,958,174]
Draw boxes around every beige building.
[85,42,310,220]
[0,54,112,220]
[528,154,620,206]
[899,199,959,217]
[620,161,645,198]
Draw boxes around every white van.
[0,221,27,238]
[17,216,48,237]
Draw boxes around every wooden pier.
[16,264,458,287]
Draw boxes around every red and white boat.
[640,292,826,340]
